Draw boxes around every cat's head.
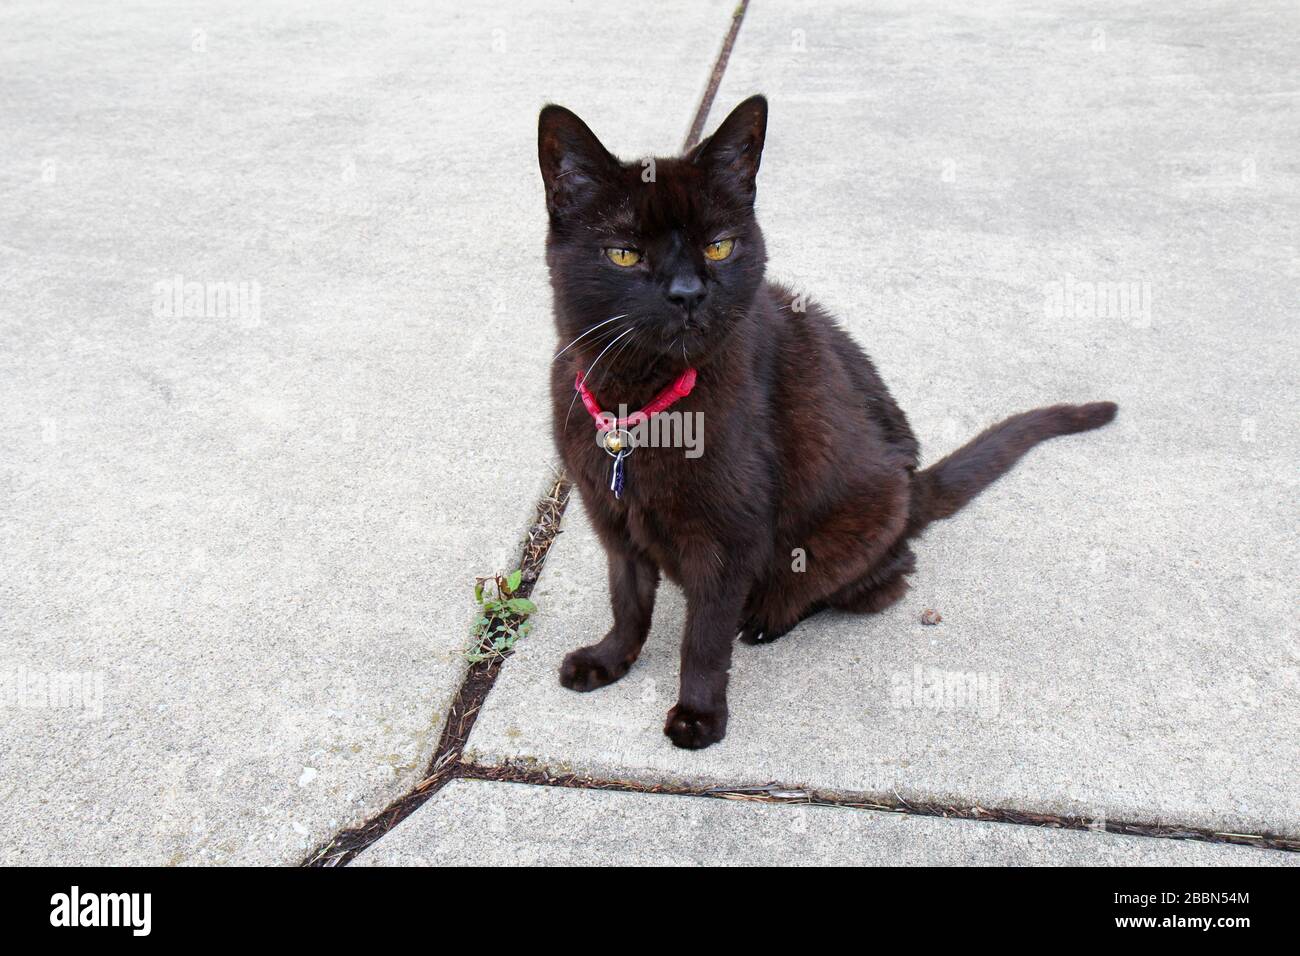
[538,96,768,379]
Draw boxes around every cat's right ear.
[689,95,768,204]
[538,105,617,220]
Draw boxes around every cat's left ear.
[690,94,767,202]
[538,104,618,220]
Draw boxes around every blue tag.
[610,450,626,499]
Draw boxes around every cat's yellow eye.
[605,247,641,267]
[704,238,735,261]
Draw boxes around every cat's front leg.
[664,572,747,750]
[559,549,659,692]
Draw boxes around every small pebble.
[921,609,942,626]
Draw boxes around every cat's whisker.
[563,319,628,370]
[597,325,643,395]
[571,324,622,363]
[603,323,639,371]
[562,384,582,434]
[581,325,636,393]
[564,324,637,435]
[552,313,627,363]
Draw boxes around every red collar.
[574,367,697,432]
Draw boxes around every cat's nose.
[667,274,707,311]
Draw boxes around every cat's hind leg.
[826,542,916,614]
[740,475,910,643]
[737,599,826,645]
[738,541,912,642]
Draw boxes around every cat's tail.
[907,401,1117,535]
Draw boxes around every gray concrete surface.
[0,0,737,864]
[468,0,1300,840]
[355,778,1296,866]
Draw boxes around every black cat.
[538,95,1116,749]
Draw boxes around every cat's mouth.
[644,306,728,364]
[649,321,701,364]
[674,317,704,343]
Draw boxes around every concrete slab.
[355,778,1295,866]
[0,0,738,864]
[467,0,1300,838]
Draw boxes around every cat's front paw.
[664,703,727,749]
[559,646,631,692]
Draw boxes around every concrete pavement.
[2,0,1295,866]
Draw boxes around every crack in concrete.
[302,476,571,867]
[684,0,751,150]
[461,763,1300,856]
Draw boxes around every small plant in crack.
[465,569,537,663]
